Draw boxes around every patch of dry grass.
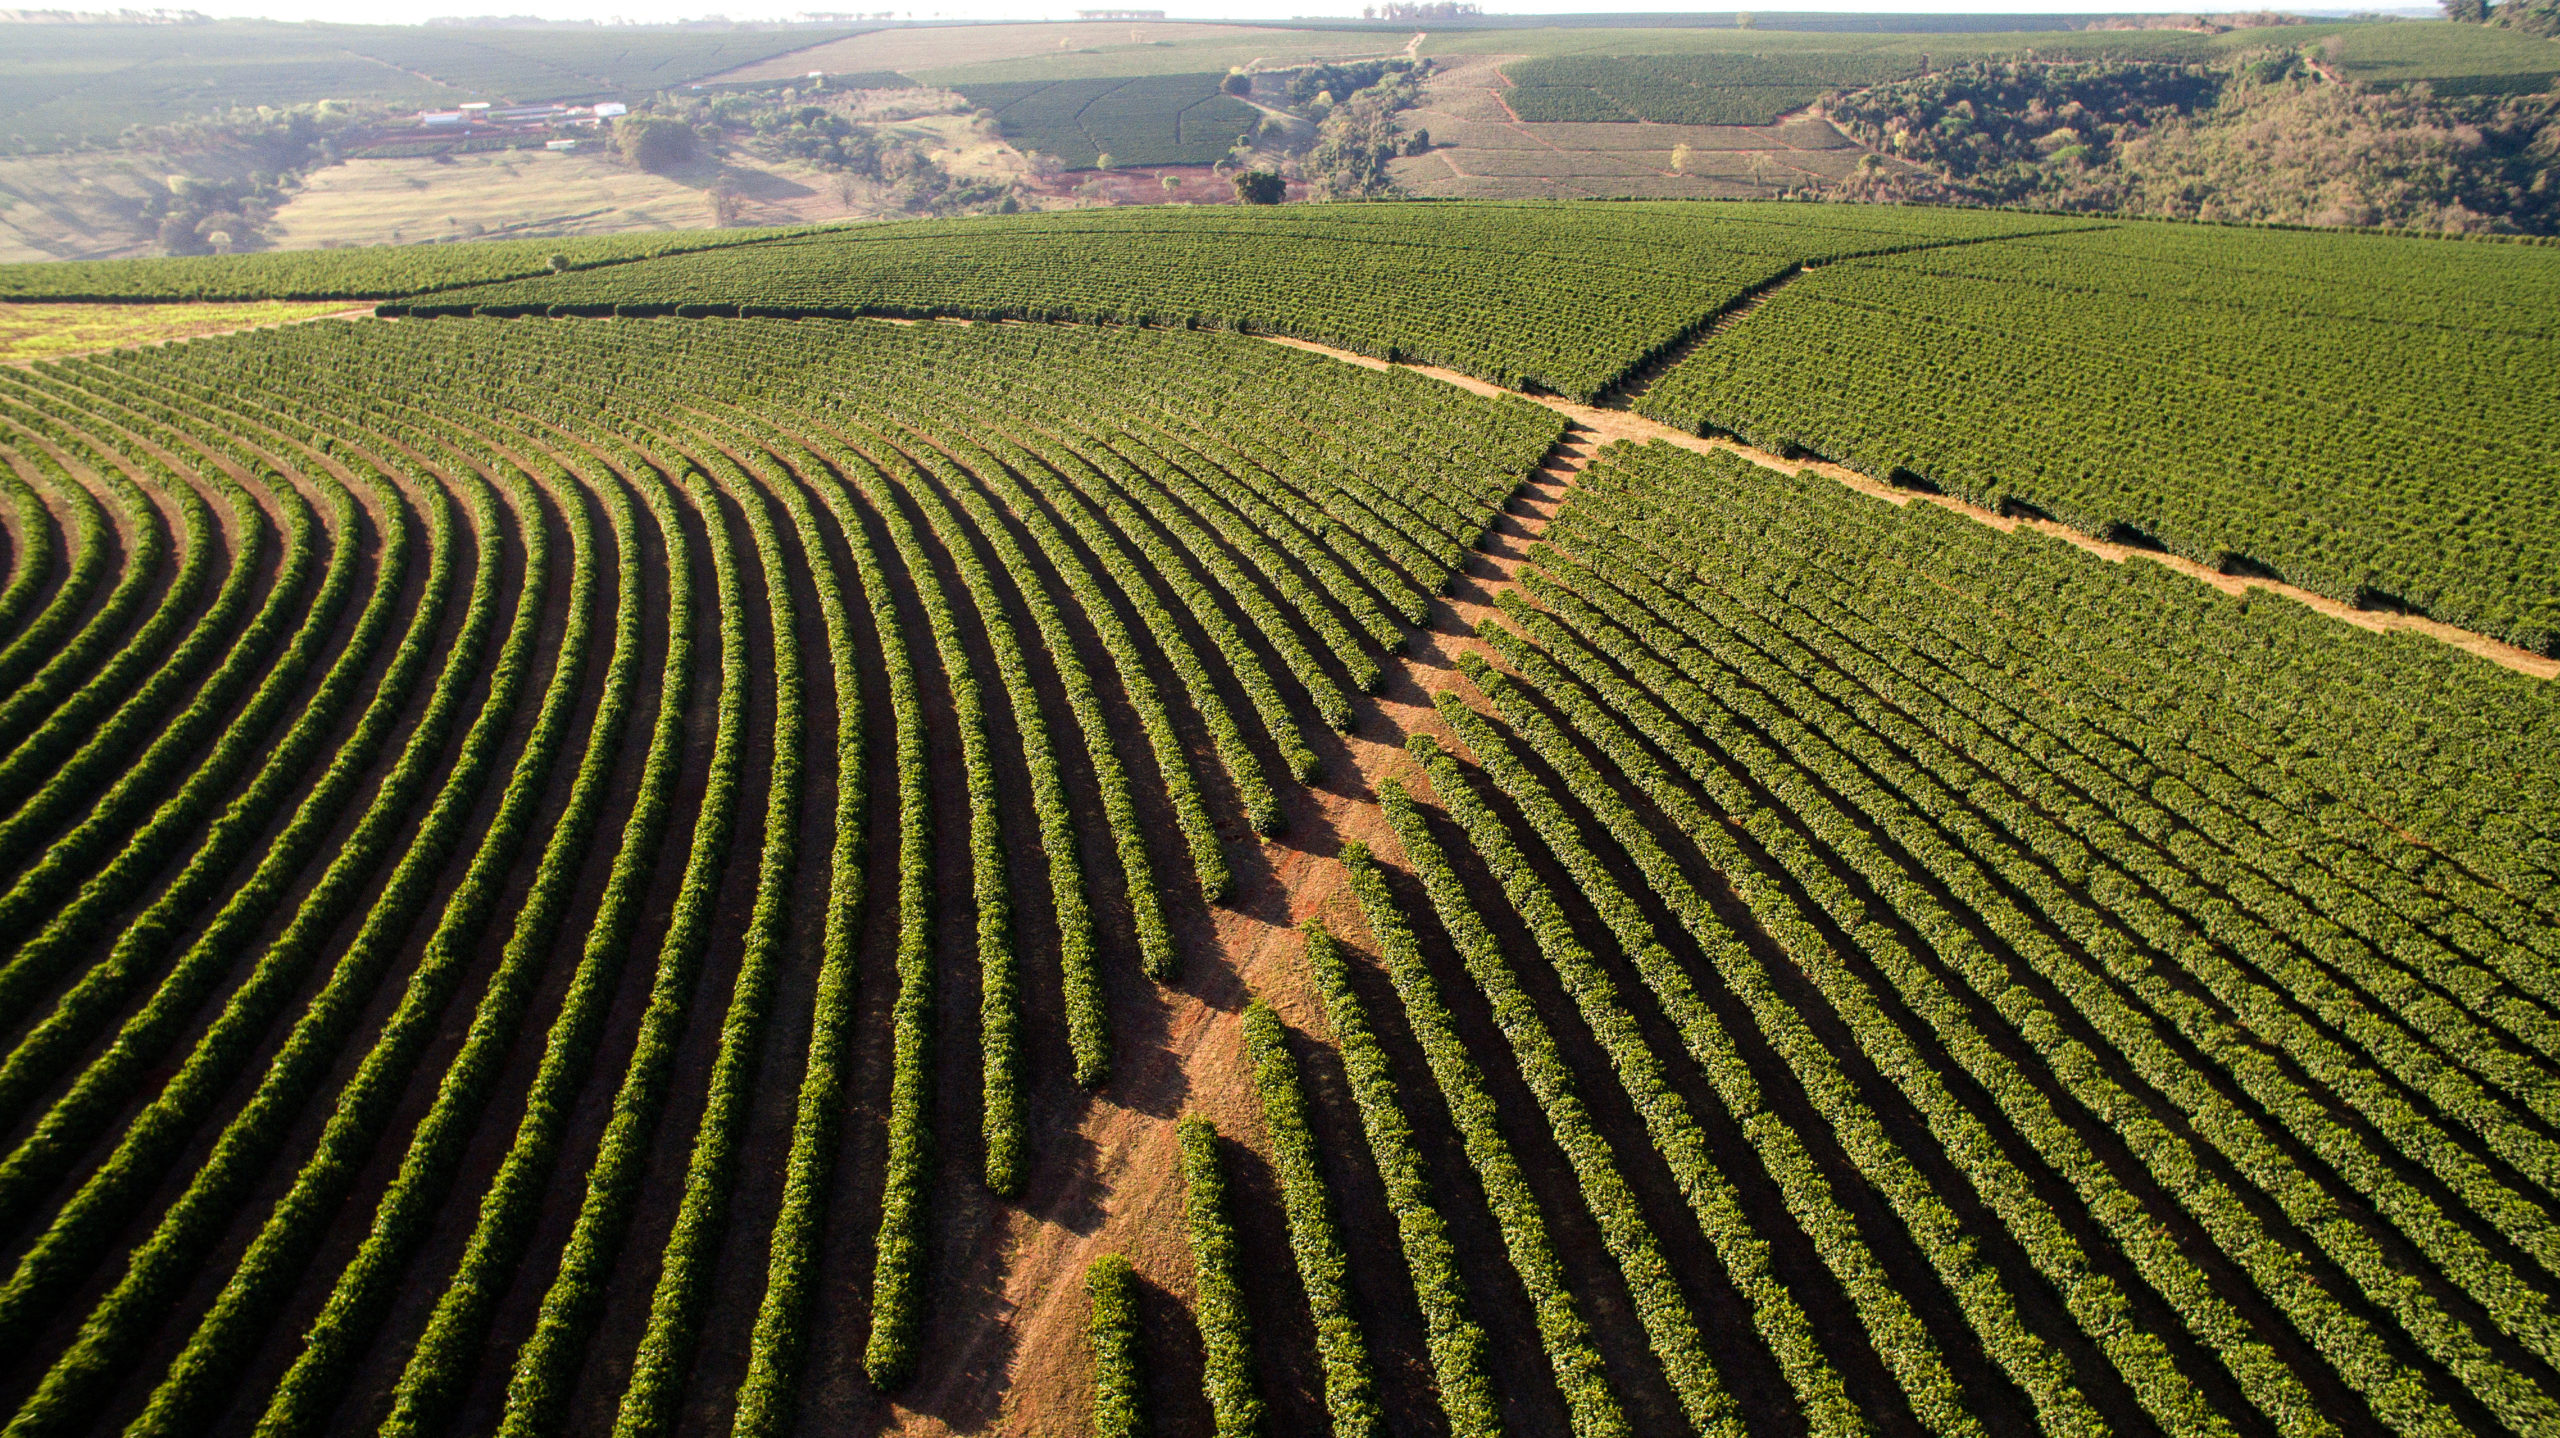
[0,299,358,361]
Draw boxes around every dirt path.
[889,412,1603,1436]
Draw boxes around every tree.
[708,182,745,226]
[1223,70,1251,96]
[616,115,698,174]
[1232,169,1285,204]
[2442,0,2490,20]
[1671,141,1695,173]
[2496,0,2560,34]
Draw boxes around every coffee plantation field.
[0,199,2553,1438]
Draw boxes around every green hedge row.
[838,425,1024,1199]
[1070,429,1340,764]
[0,433,109,697]
[1431,676,1913,1438]
[1492,573,2154,1438]
[1341,829,1630,1438]
[1173,414,1431,632]
[494,467,747,1438]
[1453,642,1981,1438]
[0,468,56,643]
[723,418,869,1438]
[0,358,310,853]
[1301,920,1500,1438]
[1534,557,2281,1416]
[1531,474,2542,1434]
[1382,756,1737,1438]
[0,465,473,1363]
[1178,1116,1261,1438]
[900,421,1172,998]
[7,466,541,1438]
[1241,999,1382,1438]
[134,454,600,1438]
[1111,425,1386,697]
[0,354,390,1035]
[0,384,173,759]
[0,461,359,1115]
[1089,1253,1145,1438]
[376,451,689,1437]
[851,422,1111,1088]
[919,415,1229,916]
[835,430,940,1389]
[611,432,808,1438]
[1524,515,2488,1433]
[0,460,259,885]
[1520,530,2429,1432]
[1011,427,1281,839]
[1674,522,2560,1380]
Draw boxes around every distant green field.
[0,22,865,150]
[0,224,817,300]
[952,73,1258,169]
[1427,23,2258,65]
[898,26,1399,86]
[1481,23,2555,124]
[1450,21,2557,84]
[1505,52,1926,124]
[2328,21,2560,94]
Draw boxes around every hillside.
[0,15,2555,260]
[0,201,2552,1438]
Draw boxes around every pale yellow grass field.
[0,300,358,362]
[265,147,881,250]
[269,150,731,248]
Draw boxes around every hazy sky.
[187,1,2395,26]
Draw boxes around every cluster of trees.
[625,90,1016,219]
[128,103,372,254]
[1823,51,2560,234]
[1304,62,1433,201]
[2444,0,2560,37]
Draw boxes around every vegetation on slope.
[1823,50,2560,233]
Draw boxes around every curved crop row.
[1302,920,1501,1438]
[1179,1115,1262,1438]
[1427,681,1955,1438]
[1242,999,1383,1438]
[1342,828,1630,1438]
[1379,771,1738,1438]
